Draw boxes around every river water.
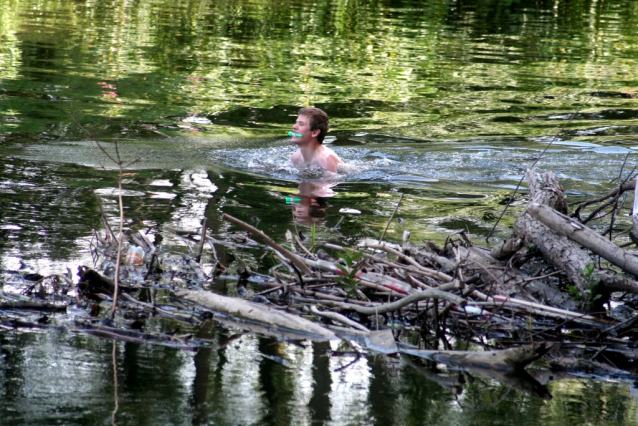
[1,0,638,424]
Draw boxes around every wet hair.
[298,107,329,144]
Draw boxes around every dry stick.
[333,216,345,231]
[365,242,454,282]
[294,233,314,257]
[221,213,312,275]
[300,256,414,295]
[472,299,606,327]
[196,218,208,263]
[574,180,635,221]
[403,271,432,290]
[581,172,635,225]
[603,170,636,240]
[615,151,633,184]
[309,305,371,333]
[91,187,116,242]
[110,150,125,319]
[487,93,597,242]
[291,289,372,306]
[120,293,202,323]
[71,109,141,319]
[317,289,465,315]
[379,193,404,243]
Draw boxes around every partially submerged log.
[176,289,338,340]
[400,342,552,372]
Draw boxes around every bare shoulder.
[323,146,342,161]
[318,146,343,172]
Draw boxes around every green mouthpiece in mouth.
[288,131,302,137]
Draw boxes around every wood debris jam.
[4,168,638,398]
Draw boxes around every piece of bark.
[176,290,338,340]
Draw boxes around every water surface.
[2,0,638,424]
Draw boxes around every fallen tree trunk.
[527,202,638,279]
[513,169,638,301]
[514,170,597,294]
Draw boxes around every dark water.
[2,0,638,424]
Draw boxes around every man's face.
[292,114,317,143]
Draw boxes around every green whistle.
[288,131,302,137]
[286,196,301,205]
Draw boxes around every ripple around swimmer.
[209,139,637,189]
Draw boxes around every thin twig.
[196,218,208,263]
[221,213,312,274]
[380,193,404,243]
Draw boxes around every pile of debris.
[6,168,638,398]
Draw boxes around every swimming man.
[290,107,343,173]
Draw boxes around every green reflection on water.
[1,0,638,424]
[1,0,637,140]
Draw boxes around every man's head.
[298,107,329,143]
